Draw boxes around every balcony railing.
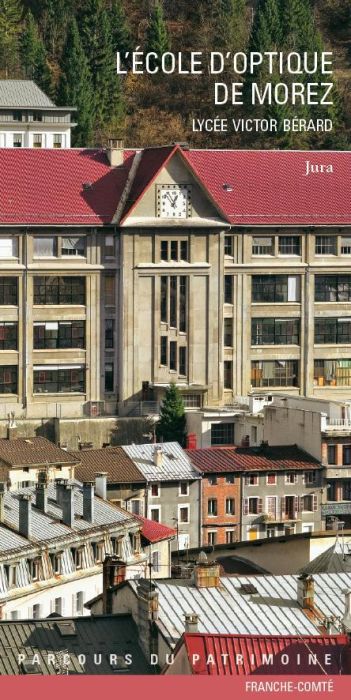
[323,418,351,432]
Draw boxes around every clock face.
[157,184,192,218]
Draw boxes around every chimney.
[106,139,124,167]
[61,484,75,528]
[18,494,32,538]
[102,555,126,614]
[297,574,315,609]
[0,482,6,523]
[6,411,17,440]
[186,433,197,450]
[153,446,163,468]
[342,590,351,632]
[82,481,95,523]
[194,551,221,588]
[36,470,48,513]
[55,478,68,506]
[136,579,159,658]
[184,613,199,633]
[95,472,108,500]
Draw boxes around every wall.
[147,480,201,550]
[202,474,241,545]
[263,405,322,460]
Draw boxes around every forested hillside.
[0,0,350,148]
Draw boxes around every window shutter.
[125,500,132,512]
[50,599,55,614]
[298,496,304,512]
[294,496,299,516]
[258,498,263,514]
[243,498,249,515]
[313,494,318,512]
[71,593,76,616]
[280,496,286,518]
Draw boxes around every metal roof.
[1,481,136,546]
[130,572,351,647]
[298,540,351,575]
[186,445,321,474]
[0,614,150,675]
[0,525,36,555]
[0,80,56,108]
[122,442,201,482]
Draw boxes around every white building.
[0,80,75,148]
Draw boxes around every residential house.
[0,80,75,148]
[185,447,241,546]
[136,516,175,579]
[122,442,202,551]
[0,434,79,489]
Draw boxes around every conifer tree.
[33,41,53,96]
[57,18,94,146]
[0,0,23,77]
[108,0,132,59]
[145,2,169,71]
[156,384,187,447]
[21,11,53,96]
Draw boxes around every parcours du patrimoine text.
[117,50,334,106]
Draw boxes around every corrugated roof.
[122,442,201,482]
[73,447,145,484]
[136,515,176,543]
[0,615,150,675]
[0,525,36,555]
[2,480,136,545]
[129,572,351,645]
[181,633,350,675]
[299,540,351,575]
[0,437,79,468]
[0,80,56,108]
[186,445,320,473]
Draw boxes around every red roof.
[121,146,177,223]
[185,149,351,225]
[182,633,351,675]
[135,515,176,543]
[186,445,320,473]
[0,148,132,225]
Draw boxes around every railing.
[324,419,351,431]
[120,401,160,417]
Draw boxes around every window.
[251,360,299,388]
[130,499,142,515]
[53,134,63,148]
[105,319,114,349]
[224,235,234,257]
[0,322,17,350]
[285,472,297,484]
[10,611,19,620]
[105,234,115,257]
[75,591,84,616]
[50,553,62,575]
[225,529,235,544]
[179,481,189,496]
[266,496,277,518]
[301,495,317,512]
[92,542,105,563]
[150,507,160,522]
[343,483,351,500]
[104,363,114,393]
[104,275,115,306]
[224,275,233,304]
[34,321,85,349]
[279,236,301,255]
[251,318,300,345]
[303,471,316,485]
[13,111,22,121]
[152,550,160,572]
[161,277,168,322]
[252,275,300,303]
[343,445,351,465]
[314,359,351,387]
[171,241,178,261]
[5,564,17,589]
[224,360,233,389]
[208,531,217,545]
[179,505,189,523]
[315,318,351,344]
[160,240,188,262]
[341,237,351,255]
[33,366,85,393]
[226,498,235,515]
[151,483,160,497]
[73,547,83,570]
[208,498,217,516]
[30,558,41,582]
[211,423,234,445]
[54,597,63,615]
[170,276,177,327]
[13,133,22,147]
[169,341,177,371]
[62,237,85,256]
[0,238,17,258]
[32,604,41,619]
[245,475,258,486]
[327,445,337,465]
[179,346,187,376]
[252,236,273,255]
[0,277,17,305]
[34,277,85,305]
[0,366,17,394]
[208,475,217,486]
[226,474,235,484]
[315,276,351,302]
[161,276,187,331]
[160,241,168,261]
[33,133,42,148]
[245,497,262,515]
[160,336,167,365]
[224,318,233,347]
[33,237,56,257]
[315,236,336,255]
[266,473,277,485]
[182,393,202,408]
[179,277,187,332]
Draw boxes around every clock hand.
[171,194,179,207]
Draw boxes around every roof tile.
[186,445,320,473]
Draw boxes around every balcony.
[322,414,351,435]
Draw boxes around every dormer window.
[30,558,42,582]
[5,564,17,589]
[50,552,62,575]
[72,546,84,570]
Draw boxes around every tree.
[281,0,313,50]
[21,11,53,96]
[0,0,23,77]
[156,384,187,447]
[57,18,94,146]
[108,0,132,59]
[145,1,169,71]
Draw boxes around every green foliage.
[145,1,169,71]
[156,384,187,447]
[21,12,53,95]
[0,0,23,76]
[108,0,132,57]
[57,18,94,146]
